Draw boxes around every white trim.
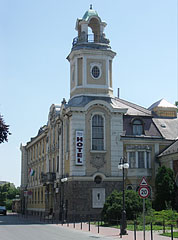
[83,55,86,87]
[106,57,109,88]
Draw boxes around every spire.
[90,4,92,10]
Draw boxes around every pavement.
[58,222,173,240]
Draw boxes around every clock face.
[90,63,102,79]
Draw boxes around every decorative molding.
[126,145,152,151]
[90,153,106,170]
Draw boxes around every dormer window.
[132,119,144,135]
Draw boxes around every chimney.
[117,88,120,98]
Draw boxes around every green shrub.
[154,166,176,210]
[102,190,152,224]
[137,209,178,226]
[5,199,12,210]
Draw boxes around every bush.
[136,209,178,226]
[102,190,152,224]
[6,199,12,210]
[154,166,176,210]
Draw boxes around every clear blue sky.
[0,0,177,187]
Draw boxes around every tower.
[67,5,116,99]
[61,7,126,220]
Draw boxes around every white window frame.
[127,150,151,169]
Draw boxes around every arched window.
[94,175,102,184]
[132,119,143,135]
[92,114,104,150]
[127,185,133,190]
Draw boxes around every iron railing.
[72,34,110,47]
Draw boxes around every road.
[0,213,113,240]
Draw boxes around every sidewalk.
[59,222,172,240]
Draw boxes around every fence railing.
[72,34,110,47]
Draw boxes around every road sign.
[139,177,148,186]
[138,186,150,199]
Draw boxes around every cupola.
[148,99,178,118]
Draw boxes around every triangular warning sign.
[139,177,148,186]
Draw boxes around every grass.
[127,224,175,231]
[161,232,178,238]
[95,222,178,232]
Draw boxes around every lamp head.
[118,164,123,170]
[123,163,129,169]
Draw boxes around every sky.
[0,0,177,187]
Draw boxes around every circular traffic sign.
[138,186,150,199]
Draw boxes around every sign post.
[138,177,150,240]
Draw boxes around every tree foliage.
[0,114,11,144]
[102,190,151,224]
[0,183,20,209]
[154,166,176,210]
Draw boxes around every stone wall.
[63,180,122,221]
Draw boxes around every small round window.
[94,175,102,184]
[91,66,100,79]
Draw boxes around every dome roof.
[82,6,99,21]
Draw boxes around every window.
[128,149,151,169]
[56,156,59,172]
[90,63,102,79]
[94,175,102,184]
[92,115,104,150]
[41,189,43,203]
[146,152,151,168]
[127,185,133,190]
[138,151,144,168]
[129,152,136,168]
[132,119,143,135]
[92,66,100,78]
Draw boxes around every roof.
[82,8,99,21]
[67,95,112,107]
[148,98,177,110]
[158,139,178,157]
[153,117,178,140]
[67,95,152,116]
[112,98,152,116]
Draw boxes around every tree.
[154,166,176,210]
[0,114,11,144]
[0,183,20,209]
[102,190,151,224]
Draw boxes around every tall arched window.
[92,114,104,150]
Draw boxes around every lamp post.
[60,177,68,223]
[118,157,129,235]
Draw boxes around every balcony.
[72,34,110,48]
[41,172,56,184]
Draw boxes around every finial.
[90,4,92,10]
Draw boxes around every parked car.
[0,206,7,215]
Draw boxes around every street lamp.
[60,177,68,222]
[118,157,129,235]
